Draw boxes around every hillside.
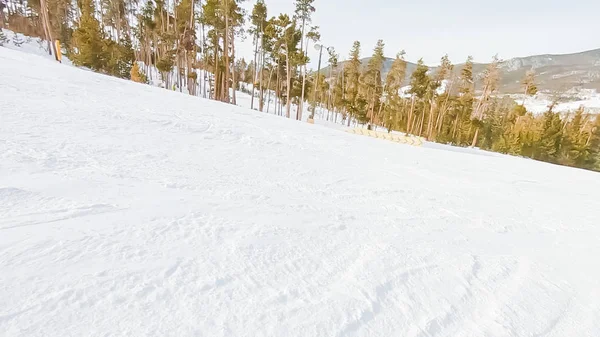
[323,48,600,94]
[2,46,600,337]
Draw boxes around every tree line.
[1,0,599,171]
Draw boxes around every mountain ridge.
[321,47,600,94]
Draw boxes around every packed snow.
[2,45,600,337]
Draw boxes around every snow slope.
[2,47,600,337]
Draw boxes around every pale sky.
[237,0,600,68]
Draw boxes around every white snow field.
[2,47,600,337]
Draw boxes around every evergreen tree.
[449,56,474,145]
[522,70,538,97]
[382,51,407,131]
[71,0,106,71]
[361,39,385,125]
[590,115,600,170]
[564,107,594,167]
[130,62,148,83]
[294,0,315,119]
[428,54,453,140]
[344,41,362,126]
[536,109,564,162]
[520,70,538,107]
[271,14,301,118]
[472,55,501,147]
[12,32,24,46]
[409,59,429,99]
[249,0,268,110]
[0,29,8,46]
[407,59,430,135]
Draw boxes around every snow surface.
[516,91,600,115]
[2,46,600,337]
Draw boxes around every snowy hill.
[2,46,600,337]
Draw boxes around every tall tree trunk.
[285,47,292,118]
[40,0,58,60]
[452,114,459,141]
[266,66,273,113]
[471,85,490,147]
[407,96,415,134]
[275,60,280,115]
[251,30,259,110]
[259,46,266,111]
[471,128,480,147]
[376,99,384,127]
[298,22,307,120]
[0,3,5,29]
[231,29,237,105]
[214,41,220,99]
[427,99,435,140]
[223,2,230,103]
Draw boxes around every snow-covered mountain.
[496,48,600,93]
[325,48,600,95]
[2,39,600,336]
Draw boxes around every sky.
[237,0,600,68]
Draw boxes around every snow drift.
[1,46,600,337]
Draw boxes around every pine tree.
[564,107,593,167]
[361,39,385,125]
[429,54,453,139]
[344,41,362,126]
[382,51,407,131]
[536,109,564,163]
[130,62,148,83]
[12,32,24,46]
[471,55,501,147]
[272,14,301,118]
[249,0,268,110]
[71,0,106,71]
[590,115,600,170]
[0,29,9,46]
[452,56,475,144]
[294,0,315,119]
[521,70,538,106]
[409,59,429,99]
[200,0,244,102]
[407,59,430,135]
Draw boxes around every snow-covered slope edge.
[2,47,600,337]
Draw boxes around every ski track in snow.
[1,47,600,337]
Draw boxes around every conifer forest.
[1,0,599,172]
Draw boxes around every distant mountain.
[321,48,600,94]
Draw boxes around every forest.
[1,0,599,171]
